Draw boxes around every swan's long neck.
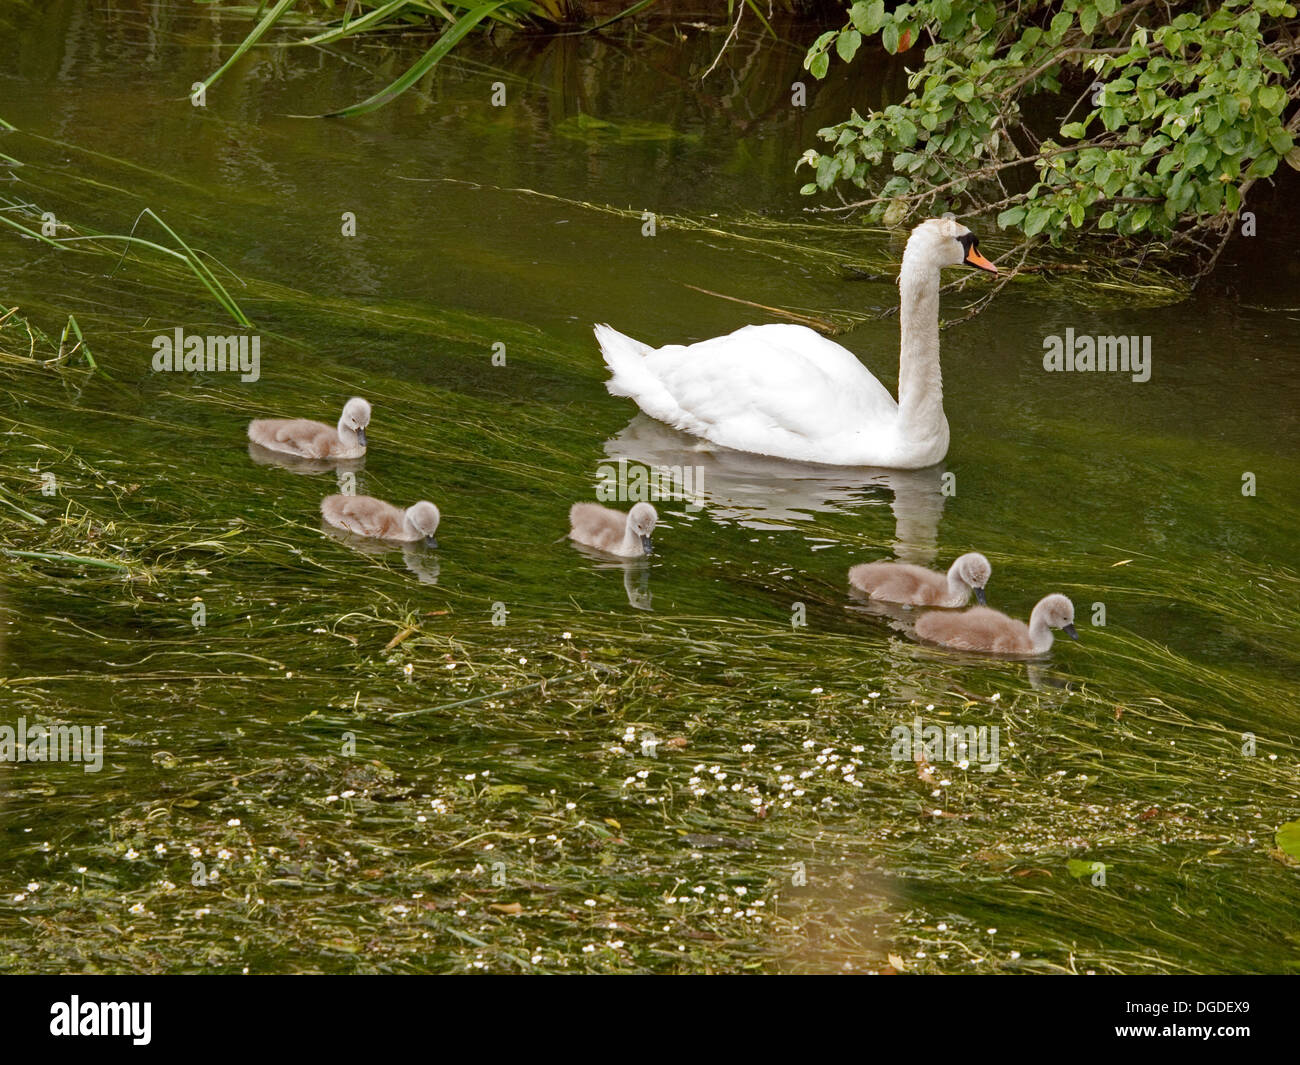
[896,253,946,443]
[945,562,968,603]
[620,519,642,556]
[402,509,421,539]
[1027,604,1055,655]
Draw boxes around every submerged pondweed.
[2,299,1297,972]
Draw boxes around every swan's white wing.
[645,324,897,455]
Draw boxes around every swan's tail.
[596,321,676,398]
[594,324,688,428]
[593,323,652,396]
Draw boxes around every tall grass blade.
[197,0,300,96]
[315,2,509,119]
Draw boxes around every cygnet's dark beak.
[640,535,653,555]
[1064,623,1079,640]
[424,534,438,549]
[974,587,987,605]
[356,426,367,448]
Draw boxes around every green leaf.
[997,206,1026,228]
[953,81,975,103]
[1268,128,1294,155]
[1277,821,1300,859]
[850,0,886,35]
[836,29,863,64]
[1257,85,1286,112]
[1060,121,1088,139]
[809,51,830,80]
[1024,206,1051,237]
[1248,152,1279,178]
[882,22,900,54]
[815,153,842,187]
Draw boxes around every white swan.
[594,218,996,469]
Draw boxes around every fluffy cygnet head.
[907,218,997,275]
[338,397,372,448]
[628,502,658,554]
[1035,593,1078,639]
[950,552,992,605]
[405,501,441,548]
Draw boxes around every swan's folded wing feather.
[569,503,624,552]
[849,561,944,604]
[917,607,1031,653]
[258,418,335,458]
[324,495,404,538]
[649,325,898,447]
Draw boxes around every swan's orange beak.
[964,245,998,274]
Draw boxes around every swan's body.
[849,552,990,607]
[595,218,996,468]
[916,593,1077,656]
[569,502,657,558]
[320,494,440,547]
[249,397,370,460]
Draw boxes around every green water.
[0,3,1297,973]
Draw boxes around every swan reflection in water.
[568,540,654,610]
[319,524,441,585]
[601,415,947,562]
[248,441,366,480]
